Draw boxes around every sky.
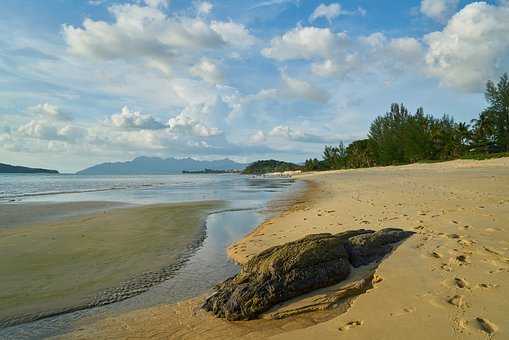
[0,0,508,172]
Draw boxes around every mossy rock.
[203,228,413,320]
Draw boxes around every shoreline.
[57,157,509,339]
[228,179,318,264]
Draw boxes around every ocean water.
[0,173,303,339]
[0,173,295,208]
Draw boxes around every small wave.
[0,182,170,202]
[0,186,130,201]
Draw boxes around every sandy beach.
[0,201,222,327]
[50,158,509,339]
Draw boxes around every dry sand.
[59,158,509,339]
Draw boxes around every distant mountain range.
[77,156,247,175]
[0,163,59,174]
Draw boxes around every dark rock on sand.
[203,228,413,321]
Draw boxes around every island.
[242,160,302,175]
[0,163,59,174]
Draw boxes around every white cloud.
[210,21,256,48]
[109,106,166,130]
[196,1,213,14]
[28,103,72,121]
[281,71,330,103]
[144,0,171,9]
[389,37,424,62]
[17,120,86,143]
[167,113,222,137]
[249,130,267,144]
[309,3,342,23]
[420,0,459,22]
[311,54,359,77]
[63,3,255,74]
[262,26,348,61]
[355,33,424,76]
[424,2,509,91]
[190,58,224,84]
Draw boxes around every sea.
[0,173,303,339]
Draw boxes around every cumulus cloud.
[309,3,342,23]
[262,26,348,61]
[109,106,166,130]
[311,54,359,77]
[145,0,171,9]
[249,130,267,144]
[63,3,255,73]
[420,0,459,22]
[196,1,213,15]
[190,58,224,84]
[17,120,86,143]
[167,113,222,137]
[424,2,509,91]
[281,71,330,103]
[27,103,72,121]
[210,21,257,48]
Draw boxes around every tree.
[322,143,347,169]
[345,139,375,168]
[477,73,509,151]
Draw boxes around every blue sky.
[1,0,508,172]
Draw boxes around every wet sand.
[0,201,128,229]
[0,201,222,327]
[42,158,509,339]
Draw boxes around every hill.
[77,156,246,175]
[0,163,59,174]
[242,160,302,175]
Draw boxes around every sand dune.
[59,158,509,339]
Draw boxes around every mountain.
[0,163,59,174]
[77,156,247,175]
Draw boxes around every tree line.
[305,73,509,171]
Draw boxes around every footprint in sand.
[454,277,469,289]
[456,255,470,264]
[441,264,452,272]
[339,320,364,331]
[448,295,465,308]
[478,283,499,289]
[457,239,475,247]
[476,317,498,335]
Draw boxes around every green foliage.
[242,160,302,174]
[304,158,328,171]
[345,139,376,168]
[471,73,509,152]
[322,142,347,169]
[304,72,508,173]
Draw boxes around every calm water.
[0,173,294,207]
[0,173,303,339]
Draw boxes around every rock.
[345,228,414,267]
[203,228,413,320]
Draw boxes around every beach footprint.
[476,317,498,335]
[448,295,466,308]
[339,320,364,331]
